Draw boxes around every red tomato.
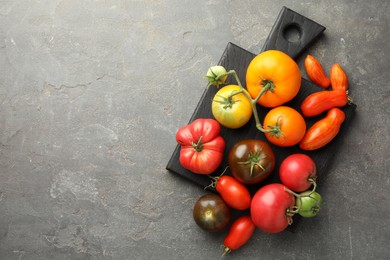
[176,118,225,174]
[279,154,317,192]
[215,176,251,210]
[251,183,295,233]
[223,216,255,255]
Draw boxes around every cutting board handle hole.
[283,23,302,43]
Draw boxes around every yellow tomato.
[212,85,253,129]
[246,50,301,108]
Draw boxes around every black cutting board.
[166,7,356,201]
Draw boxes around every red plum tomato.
[223,216,255,255]
[215,176,251,210]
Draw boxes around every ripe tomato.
[279,154,317,192]
[251,183,295,233]
[193,193,230,232]
[214,176,251,210]
[296,191,323,218]
[223,216,255,255]
[176,118,225,174]
[228,139,275,184]
[300,108,346,150]
[212,85,253,129]
[263,106,306,147]
[246,50,301,108]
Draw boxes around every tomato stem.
[237,152,267,176]
[209,69,278,134]
[222,247,231,256]
[192,136,203,152]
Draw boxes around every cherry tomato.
[295,191,323,218]
[214,176,251,210]
[176,118,225,174]
[228,139,275,184]
[193,193,230,232]
[246,50,301,108]
[223,216,255,255]
[263,106,306,147]
[212,85,253,129]
[279,154,317,192]
[251,183,295,233]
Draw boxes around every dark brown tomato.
[228,139,275,184]
[193,193,230,232]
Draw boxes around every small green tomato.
[206,66,228,87]
[295,191,323,218]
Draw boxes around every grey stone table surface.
[0,0,389,259]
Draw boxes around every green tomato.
[295,191,322,218]
[206,66,228,87]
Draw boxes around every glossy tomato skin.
[300,89,348,117]
[300,108,345,150]
[279,154,317,192]
[251,183,295,233]
[193,193,231,232]
[223,216,255,255]
[212,85,253,129]
[263,106,306,147]
[228,139,275,184]
[216,176,251,210]
[176,118,225,174]
[296,191,323,218]
[246,50,301,108]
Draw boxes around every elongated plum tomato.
[176,118,225,174]
[215,176,251,210]
[193,193,230,232]
[228,139,275,184]
[263,106,306,147]
[212,85,253,129]
[279,154,317,192]
[251,183,295,233]
[223,216,255,255]
[246,50,301,108]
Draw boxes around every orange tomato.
[246,50,301,108]
[263,106,306,147]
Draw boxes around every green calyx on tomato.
[237,151,267,175]
[212,85,253,129]
[191,136,203,152]
[205,52,304,147]
[228,139,275,184]
[206,66,228,87]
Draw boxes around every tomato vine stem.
[213,70,279,134]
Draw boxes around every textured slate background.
[0,1,389,259]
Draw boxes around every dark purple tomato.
[193,193,230,232]
[228,139,275,184]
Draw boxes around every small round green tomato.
[193,193,230,232]
[206,66,228,86]
[212,85,253,129]
[295,191,323,218]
